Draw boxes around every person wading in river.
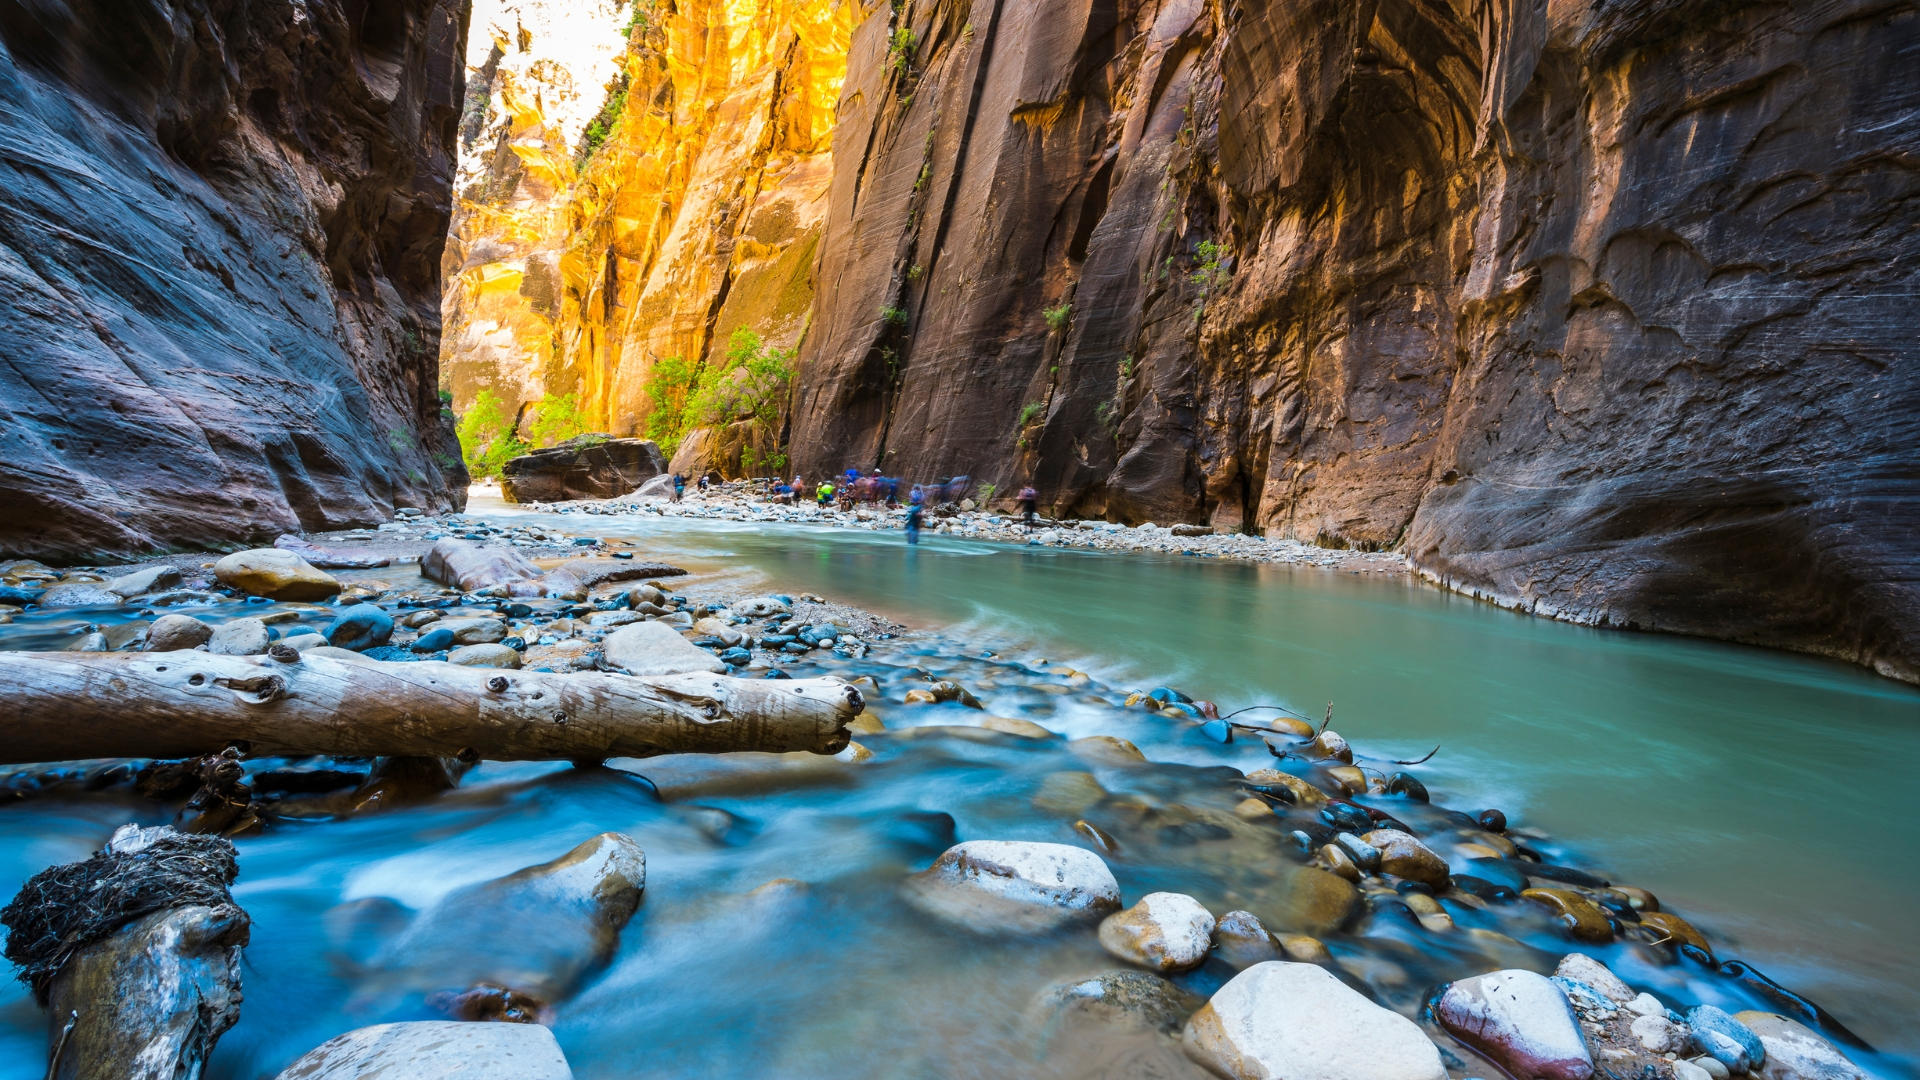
[671,473,686,502]
[1017,485,1038,530]
[905,487,926,545]
[816,480,834,507]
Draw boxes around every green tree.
[643,355,695,451]
[525,392,591,448]
[456,389,527,478]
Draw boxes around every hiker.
[816,480,834,506]
[906,486,926,545]
[1017,485,1038,530]
[672,473,686,502]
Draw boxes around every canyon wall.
[440,0,862,446]
[785,0,1920,682]
[0,0,471,561]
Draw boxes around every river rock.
[272,534,393,569]
[1034,771,1107,813]
[1522,888,1615,944]
[691,616,746,646]
[1689,1005,1764,1073]
[500,437,666,503]
[145,613,215,651]
[734,595,790,617]
[1183,961,1446,1080]
[1069,735,1148,765]
[372,833,645,1005]
[1674,1060,1716,1080]
[106,564,183,598]
[1642,911,1712,954]
[272,1021,572,1079]
[324,604,394,651]
[38,581,123,606]
[207,617,271,656]
[903,840,1121,933]
[1734,1012,1868,1080]
[522,639,602,673]
[1241,768,1328,807]
[979,715,1055,738]
[435,617,508,645]
[1039,970,1201,1032]
[1555,953,1636,1003]
[448,643,523,669]
[1211,910,1284,969]
[1633,1013,1689,1053]
[603,620,726,676]
[1098,892,1216,973]
[1277,866,1362,934]
[213,548,341,601]
[589,609,646,628]
[1361,829,1450,889]
[1436,968,1594,1080]
[420,538,543,592]
[281,632,328,651]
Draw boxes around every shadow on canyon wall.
[0,0,469,562]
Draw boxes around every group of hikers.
[668,466,1040,544]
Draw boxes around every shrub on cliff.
[456,389,527,479]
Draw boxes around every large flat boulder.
[421,538,542,592]
[602,621,726,676]
[273,1021,571,1079]
[213,549,341,601]
[501,438,666,503]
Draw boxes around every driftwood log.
[0,651,860,766]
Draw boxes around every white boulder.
[1182,961,1446,1080]
[904,841,1120,933]
[602,620,726,676]
[1098,892,1216,973]
[1434,969,1593,1080]
[273,1021,571,1079]
[1735,1011,1869,1080]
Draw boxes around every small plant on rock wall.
[881,304,910,328]
[1191,239,1231,296]
[1044,303,1072,333]
[974,481,997,506]
[1119,354,1135,380]
[1095,400,1120,440]
[1017,400,1045,430]
[889,26,918,77]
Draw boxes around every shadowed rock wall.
[0,0,470,562]
[788,0,1920,682]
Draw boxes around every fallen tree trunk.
[0,651,860,766]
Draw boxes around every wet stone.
[1182,962,1447,1080]
[1734,1011,1869,1080]
[1212,909,1284,969]
[1435,968,1595,1080]
[325,604,394,651]
[1038,970,1201,1033]
[208,617,271,656]
[1097,892,1216,973]
[903,840,1121,934]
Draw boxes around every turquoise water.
[1,500,1915,1078]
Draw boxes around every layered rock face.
[785,0,1919,681]
[441,0,859,436]
[0,0,471,561]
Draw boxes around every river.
[1,499,1915,1078]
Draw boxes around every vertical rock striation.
[0,0,471,561]
[785,0,1920,682]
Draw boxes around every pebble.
[410,627,456,652]
[1435,969,1595,1080]
[1318,844,1362,882]
[1280,867,1361,934]
[1241,768,1327,807]
[1641,911,1711,955]
[1521,888,1615,944]
[435,617,508,645]
[1689,1005,1764,1073]
[1555,953,1636,1004]
[37,582,124,607]
[1182,962,1447,1080]
[1333,832,1382,870]
[978,715,1055,739]
[1211,910,1284,969]
[1361,829,1451,890]
[1673,1058,1715,1080]
[1098,892,1216,973]
[1068,736,1147,765]
[1633,1013,1688,1053]
[106,565,182,599]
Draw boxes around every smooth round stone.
[1435,969,1594,1080]
[1318,844,1362,882]
[1632,1014,1687,1053]
[1033,771,1106,814]
[1674,1059,1715,1080]
[1212,910,1284,969]
[1068,736,1146,764]
[1324,764,1368,795]
[401,609,442,628]
[281,632,328,651]
[1554,953,1636,1004]
[1478,808,1508,832]
[1462,857,1530,893]
[325,603,394,651]
[1641,911,1711,955]
[903,688,938,704]
[411,627,457,652]
[1277,867,1361,934]
[1310,730,1353,763]
[447,644,522,669]
[1232,797,1274,820]
[1099,892,1216,973]
[213,548,341,601]
[903,841,1121,934]
[1361,829,1451,890]
[1277,933,1332,963]
[978,715,1055,739]
[1333,832,1382,870]
[1242,768,1328,807]
[1319,802,1371,833]
[269,1021,570,1080]
[208,617,271,656]
[145,613,214,651]
[1521,888,1614,944]
[1182,962,1447,1080]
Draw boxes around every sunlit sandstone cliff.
[447,0,1915,682]
[0,0,470,560]
[440,0,861,439]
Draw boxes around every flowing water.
[2,498,1917,1078]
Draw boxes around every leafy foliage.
[1191,239,1231,295]
[644,328,795,460]
[576,71,631,167]
[1017,400,1045,429]
[456,389,528,478]
[1044,302,1072,333]
[888,26,917,77]
[525,392,592,448]
[880,304,909,327]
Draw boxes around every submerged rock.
[272,1021,571,1079]
[1734,1011,1868,1080]
[1038,970,1202,1032]
[602,620,726,676]
[1098,892,1216,973]
[1276,867,1361,934]
[1435,968,1594,1080]
[213,549,341,601]
[371,833,645,1006]
[903,840,1120,933]
[1182,961,1446,1080]
[1361,829,1450,889]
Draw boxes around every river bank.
[1,507,1915,1077]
